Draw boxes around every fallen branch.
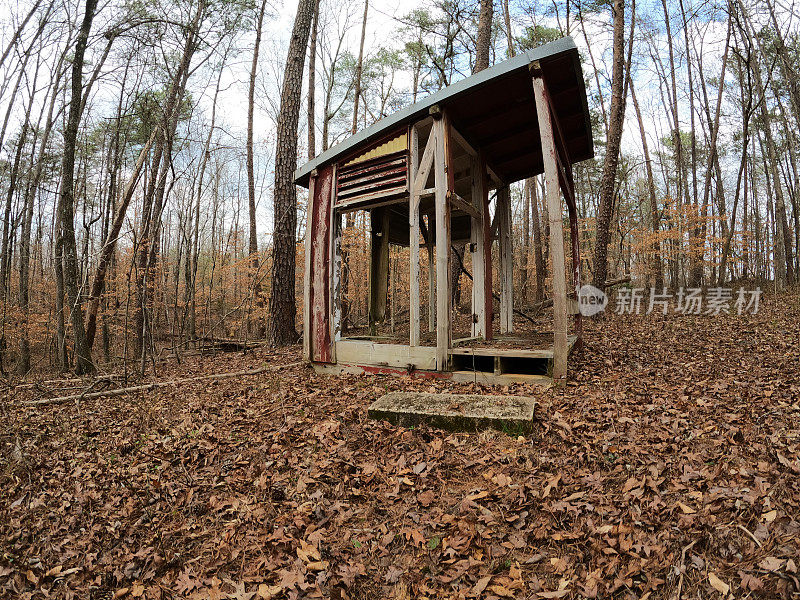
[604,275,631,288]
[23,361,304,407]
[675,539,698,599]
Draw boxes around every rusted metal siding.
[309,164,334,363]
[336,152,408,204]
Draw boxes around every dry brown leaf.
[758,556,785,572]
[257,584,281,599]
[470,576,492,596]
[708,572,729,595]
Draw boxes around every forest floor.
[2,288,799,600]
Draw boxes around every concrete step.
[368,391,538,434]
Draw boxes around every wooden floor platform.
[312,333,577,385]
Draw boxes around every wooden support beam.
[427,243,436,333]
[532,68,568,381]
[369,207,390,335]
[480,155,493,340]
[448,121,477,157]
[448,122,503,186]
[497,185,513,334]
[419,214,435,333]
[448,190,480,220]
[565,166,582,340]
[470,155,487,339]
[433,116,451,370]
[410,125,421,346]
[303,172,317,361]
[332,211,343,343]
[414,131,436,192]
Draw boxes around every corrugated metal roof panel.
[294,36,593,188]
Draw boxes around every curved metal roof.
[294,36,593,188]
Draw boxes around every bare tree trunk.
[692,17,731,287]
[135,0,207,360]
[680,0,701,287]
[502,0,514,57]
[308,0,319,159]
[449,0,493,309]
[531,176,545,302]
[592,0,627,290]
[0,0,43,70]
[269,0,315,345]
[351,0,368,135]
[58,0,98,375]
[86,129,157,348]
[736,0,794,286]
[18,50,64,373]
[661,0,690,284]
[521,179,530,296]
[247,0,268,338]
[475,0,493,72]
[630,81,662,289]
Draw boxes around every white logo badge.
[577,284,607,316]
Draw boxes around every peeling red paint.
[309,165,334,363]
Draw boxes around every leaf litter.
[1,291,799,599]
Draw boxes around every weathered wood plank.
[414,131,436,192]
[533,70,568,381]
[470,155,486,339]
[332,211,342,343]
[410,125,421,346]
[497,185,514,334]
[328,166,338,362]
[369,207,390,335]
[448,123,502,186]
[336,340,436,370]
[309,165,335,363]
[448,190,480,220]
[433,116,450,370]
[303,172,316,361]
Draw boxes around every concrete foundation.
[368,392,537,434]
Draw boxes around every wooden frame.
[532,63,568,380]
[301,57,586,385]
[497,185,514,334]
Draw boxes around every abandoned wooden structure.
[295,37,593,384]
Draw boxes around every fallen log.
[604,275,631,288]
[23,361,304,407]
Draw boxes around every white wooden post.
[409,125,421,346]
[332,211,342,342]
[497,185,513,334]
[532,65,568,380]
[433,116,450,370]
[303,172,317,361]
[427,243,435,333]
[470,155,487,338]
[328,165,338,362]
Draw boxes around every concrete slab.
[368,392,537,434]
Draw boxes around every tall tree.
[248,0,269,337]
[475,0,493,72]
[58,0,99,374]
[351,0,368,134]
[308,0,319,159]
[269,0,316,345]
[630,81,662,289]
[592,0,628,291]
